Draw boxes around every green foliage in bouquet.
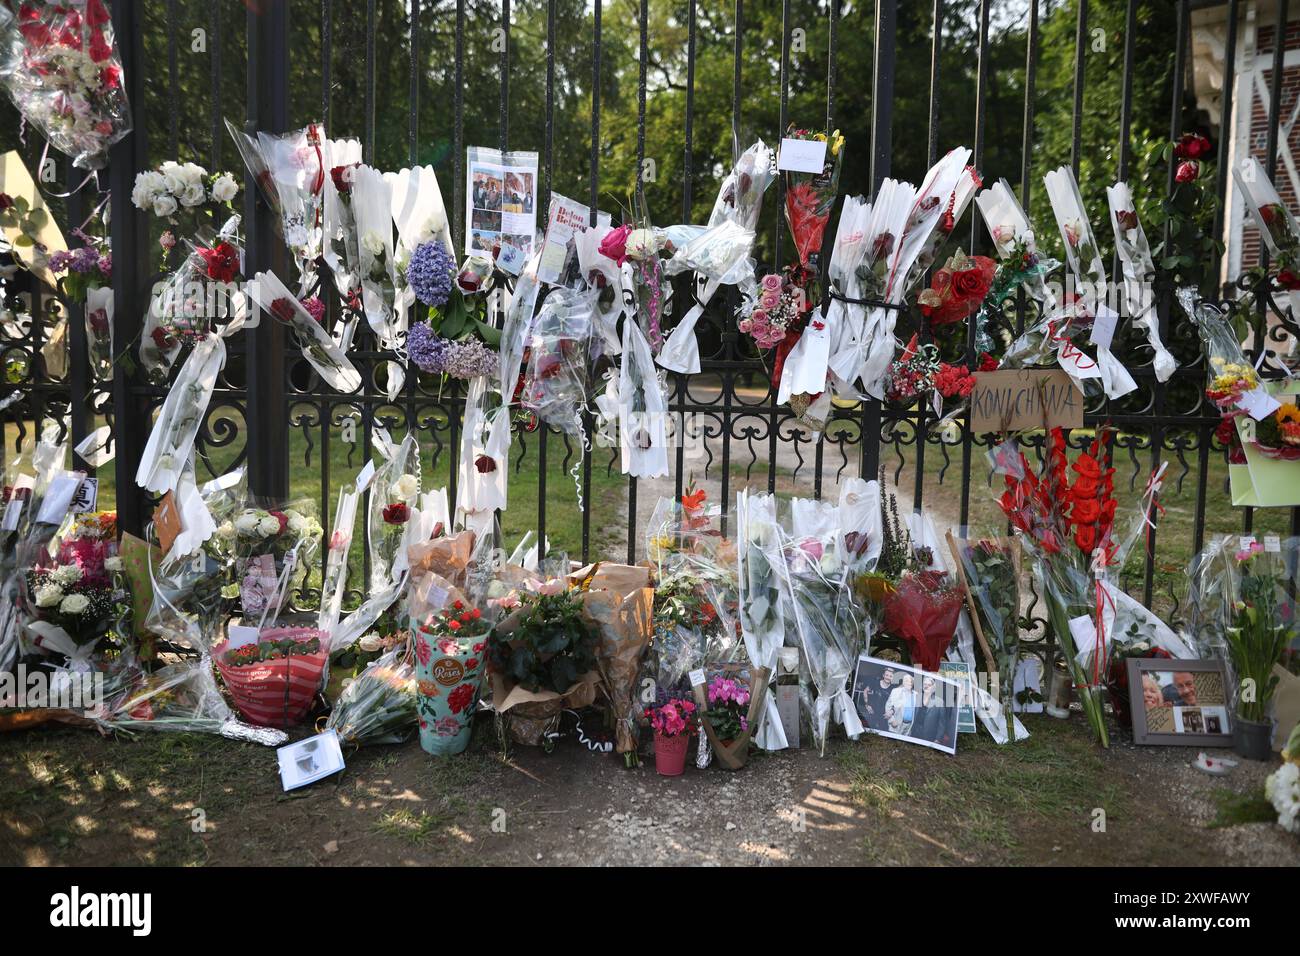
[1225,549,1293,722]
[489,590,598,694]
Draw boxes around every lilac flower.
[442,338,496,379]
[406,321,449,373]
[405,239,455,308]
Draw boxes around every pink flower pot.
[654,731,690,776]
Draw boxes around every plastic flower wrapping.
[0,0,132,170]
[325,645,418,746]
[658,139,776,375]
[1105,181,1176,382]
[974,177,1059,359]
[520,286,595,437]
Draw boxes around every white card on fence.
[1265,535,1282,553]
[689,668,706,687]
[225,624,260,651]
[277,730,345,791]
[1089,305,1120,351]
[353,460,376,493]
[778,137,827,174]
[1238,386,1282,421]
[36,473,82,524]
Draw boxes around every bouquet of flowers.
[48,240,110,304]
[1040,166,1136,399]
[659,139,776,375]
[22,510,123,659]
[214,623,330,728]
[414,600,489,755]
[1221,542,1294,727]
[131,161,239,225]
[835,148,977,398]
[1106,182,1176,382]
[321,146,364,311]
[775,496,867,754]
[949,531,1022,738]
[740,271,807,351]
[996,428,1176,746]
[973,178,1059,358]
[1235,156,1300,315]
[226,119,331,294]
[782,126,845,272]
[520,287,595,441]
[732,490,786,751]
[139,215,245,384]
[881,567,963,672]
[246,268,363,393]
[215,498,322,620]
[97,658,287,746]
[0,0,131,170]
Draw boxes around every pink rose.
[760,290,780,310]
[598,224,631,265]
[751,308,768,327]
[760,273,783,293]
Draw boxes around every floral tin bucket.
[414,624,486,756]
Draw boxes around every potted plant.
[1224,543,1293,760]
[644,697,696,776]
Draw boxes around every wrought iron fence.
[2,0,1297,661]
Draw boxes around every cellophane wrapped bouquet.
[950,529,1023,738]
[0,0,131,169]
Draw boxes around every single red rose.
[1278,269,1300,290]
[474,454,497,474]
[150,326,177,351]
[382,502,409,525]
[270,297,297,323]
[1175,160,1199,184]
[1115,209,1138,231]
[330,163,357,195]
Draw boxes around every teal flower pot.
[414,624,487,756]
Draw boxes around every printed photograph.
[852,655,961,755]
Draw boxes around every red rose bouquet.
[917,250,996,326]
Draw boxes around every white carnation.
[211,173,239,202]
[393,474,419,502]
[258,514,282,537]
[152,194,178,219]
[59,594,90,616]
[35,584,64,608]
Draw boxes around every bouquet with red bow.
[0,0,131,170]
[917,250,997,327]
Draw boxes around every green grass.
[1208,788,1276,828]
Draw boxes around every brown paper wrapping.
[691,664,770,770]
[406,529,476,629]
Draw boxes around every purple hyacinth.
[406,321,449,373]
[405,239,455,308]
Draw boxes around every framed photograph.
[1127,658,1234,747]
[851,655,961,755]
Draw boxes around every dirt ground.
[2,711,1297,867]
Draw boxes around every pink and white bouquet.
[740,271,806,350]
[0,0,131,170]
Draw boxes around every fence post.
[108,0,152,537]
[244,2,291,501]
[860,0,894,483]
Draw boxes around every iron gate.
[1,0,1296,636]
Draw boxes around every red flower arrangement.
[917,250,997,326]
[197,241,240,282]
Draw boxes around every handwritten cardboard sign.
[969,369,1084,433]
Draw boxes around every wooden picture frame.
[1127,658,1234,747]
